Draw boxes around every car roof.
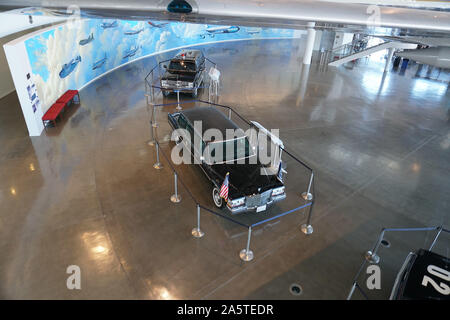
[180,107,243,138]
[174,49,203,61]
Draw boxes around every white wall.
[314,30,322,51]
[4,40,44,136]
[0,12,65,98]
[0,35,16,99]
[0,13,66,39]
[333,32,354,49]
[1,22,65,99]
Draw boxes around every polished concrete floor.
[0,38,449,299]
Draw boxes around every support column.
[303,22,316,65]
[384,48,395,72]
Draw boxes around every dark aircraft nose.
[167,0,193,13]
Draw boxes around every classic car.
[390,248,449,300]
[160,49,205,97]
[168,106,286,214]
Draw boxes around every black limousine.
[160,49,205,97]
[168,107,286,214]
[390,248,449,300]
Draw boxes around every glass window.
[168,60,196,73]
[208,137,252,162]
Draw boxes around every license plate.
[256,205,267,213]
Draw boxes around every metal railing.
[148,99,316,262]
[319,36,372,66]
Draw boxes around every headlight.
[229,197,245,207]
[272,186,285,196]
[188,82,194,88]
[161,80,168,87]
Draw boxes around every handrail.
[204,56,217,67]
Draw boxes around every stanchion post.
[240,226,254,262]
[192,204,205,238]
[365,229,383,264]
[151,82,155,102]
[347,282,357,300]
[148,120,155,146]
[301,171,314,201]
[153,143,163,170]
[176,91,182,111]
[208,84,211,103]
[145,92,156,146]
[170,172,182,203]
[152,104,158,128]
[364,238,384,264]
[301,201,314,235]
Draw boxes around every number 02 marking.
[421,265,450,295]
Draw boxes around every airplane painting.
[59,56,81,78]
[124,28,144,35]
[200,26,240,39]
[100,20,118,29]
[246,27,261,35]
[79,33,94,45]
[147,21,169,28]
[122,46,140,59]
[92,54,107,70]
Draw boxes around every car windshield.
[168,60,196,73]
[207,136,255,163]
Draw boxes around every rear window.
[169,60,196,73]
[207,137,254,163]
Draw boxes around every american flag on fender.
[219,172,230,201]
[277,160,283,182]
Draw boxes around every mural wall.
[24,19,304,113]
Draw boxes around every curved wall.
[23,19,305,114]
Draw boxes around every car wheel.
[212,187,224,208]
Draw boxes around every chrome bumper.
[227,193,286,214]
[160,83,195,93]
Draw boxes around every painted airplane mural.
[246,27,261,35]
[100,20,118,29]
[147,21,169,28]
[92,54,107,70]
[200,26,240,39]
[59,56,81,78]
[124,28,144,35]
[122,46,140,59]
[79,33,94,45]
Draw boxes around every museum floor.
[0,38,449,299]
